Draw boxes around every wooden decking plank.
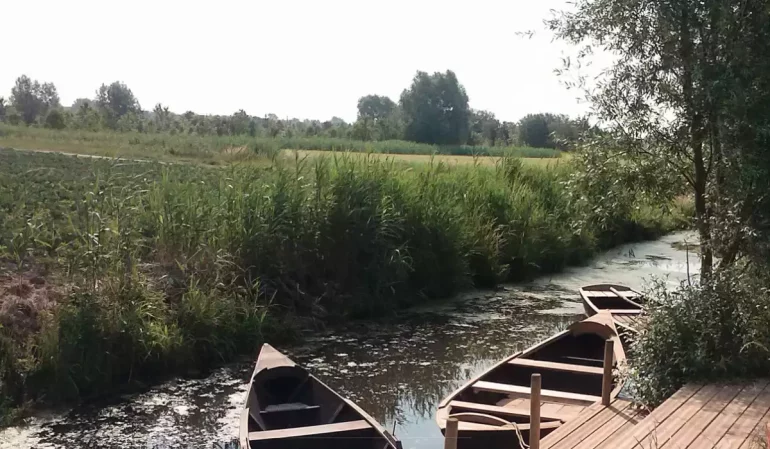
[508,358,604,375]
[737,407,770,449]
[596,410,649,449]
[541,399,622,449]
[687,380,769,448]
[473,381,601,406]
[248,419,370,441]
[715,383,770,449]
[546,400,634,449]
[608,383,705,449]
[572,406,647,449]
[449,400,566,421]
[658,383,744,448]
[629,384,722,449]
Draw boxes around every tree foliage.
[43,109,66,130]
[549,0,770,279]
[10,75,60,125]
[519,114,550,148]
[400,70,470,145]
[2,72,586,150]
[518,113,591,149]
[357,95,396,122]
[469,109,502,146]
[96,82,141,130]
[354,95,401,141]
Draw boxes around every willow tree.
[549,0,770,280]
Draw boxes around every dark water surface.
[1,232,699,449]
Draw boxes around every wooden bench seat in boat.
[472,381,601,406]
[448,400,568,421]
[257,402,322,429]
[507,359,604,375]
[248,419,371,441]
[260,403,321,415]
[561,355,604,365]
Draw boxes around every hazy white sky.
[3,0,594,123]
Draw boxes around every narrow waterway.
[1,231,699,449]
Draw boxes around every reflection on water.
[0,232,698,449]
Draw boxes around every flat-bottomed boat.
[240,344,402,449]
[435,312,625,449]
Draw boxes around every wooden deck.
[541,397,646,449]
[540,380,770,449]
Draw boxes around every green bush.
[631,269,770,407]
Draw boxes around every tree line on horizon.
[0,71,591,149]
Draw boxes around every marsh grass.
[0,148,686,418]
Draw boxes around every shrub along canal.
[0,231,698,449]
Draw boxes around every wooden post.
[530,373,541,449]
[444,416,459,449]
[602,339,614,406]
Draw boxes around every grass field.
[281,149,567,168]
[0,124,561,166]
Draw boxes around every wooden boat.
[579,284,643,317]
[240,344,402,449]
[435,312,626,449]
[580,284,643,333]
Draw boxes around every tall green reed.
[0,148,686,414]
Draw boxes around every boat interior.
[244,363,393,449]
[441,315,623,430]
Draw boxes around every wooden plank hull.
[240,344,401,449]
[435,312,626,449]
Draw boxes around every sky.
[3,0,600,123]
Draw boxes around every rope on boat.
[505,421,529,449]
[447,412,531,448]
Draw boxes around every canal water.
[0,231,699,449]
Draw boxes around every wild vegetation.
[0,124,561,165]
[550,0,770,406]
[0,147,689,421]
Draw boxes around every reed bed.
[0,148,688,420]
